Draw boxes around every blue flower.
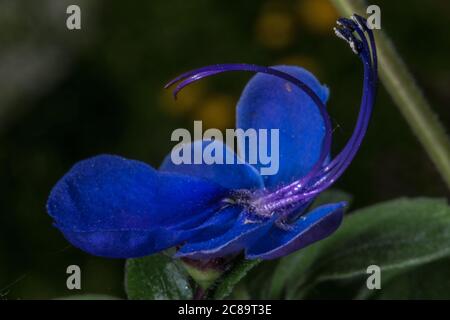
[47,15,377,260]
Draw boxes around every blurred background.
[0,0,449,299]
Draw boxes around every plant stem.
[331,0,450,190]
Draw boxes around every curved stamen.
[166,69,227,99]
[291,55,374,200]
[165,63,333,189]
[351,14,378,73]
[255,15,378,215]
[289,15,377,202]
[318,45,371,169]
[164,15,378,221]
[260,15,377,207]
[262,16,374,201]
[314,15,377,184]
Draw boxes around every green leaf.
[268,188,353,298]
[181,261,222,290]
[125,254,193,300]
[213,259,261,299]
[306,198,450,279]
[244,260,279,299]
[269,242,322,299]
[368,257,450,299]
[274,198,450,298]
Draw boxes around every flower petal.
[175,213,275,260]
[160,139,264,190]
[47,154,228,258]
[245,202,346,260]
[57,205,239,259]
[180,204,242,243]
[236,65,329,188]
[55,227,179,258]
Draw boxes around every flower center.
[225,188,310,225]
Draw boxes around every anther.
[334,27,362,54]
[337,18,357,31]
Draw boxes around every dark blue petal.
[179,204,242,243]
[160,140,264,190]
[175,212,275,260]
[245,202,346,260]
[236,65,329,188]
[47,154,228,258]
[57,206,240,258]
[55,226,179,258]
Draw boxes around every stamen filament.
[261,15,377,205]
[165,15,378,220]
[165,63,334,191]
[313,16,377,186]
[254,15,378,215]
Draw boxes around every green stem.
[181,261,223,290]
[331,0,450,190]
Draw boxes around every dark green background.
[0,0,448,299]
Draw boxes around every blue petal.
[160,139,264,190]
[47,154,228,258]
[55,226,180,258]
[236,65,329,188]
[58,206,240,258]
[175,212,275,260]
[179,204,242,243]
[245,202,346,260]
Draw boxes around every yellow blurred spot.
[194,94,235,130]
[297,0,338,34]
[160,82,206,117]
[276,55,321,77]
[256,11,295,49]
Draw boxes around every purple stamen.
[256,15,377,210]
[165,14,378,223]
[254,15,378,216]
[165,63,333,189]
[314,16,377,184]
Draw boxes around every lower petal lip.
[175,213,275,260]
[245,202,346,260]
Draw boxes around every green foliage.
[271,198,450,299]
[124,197,450,300]
[126,254,193,300]
[213,259,261,299]
[372,258,450,299]
[181,262,223,291]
